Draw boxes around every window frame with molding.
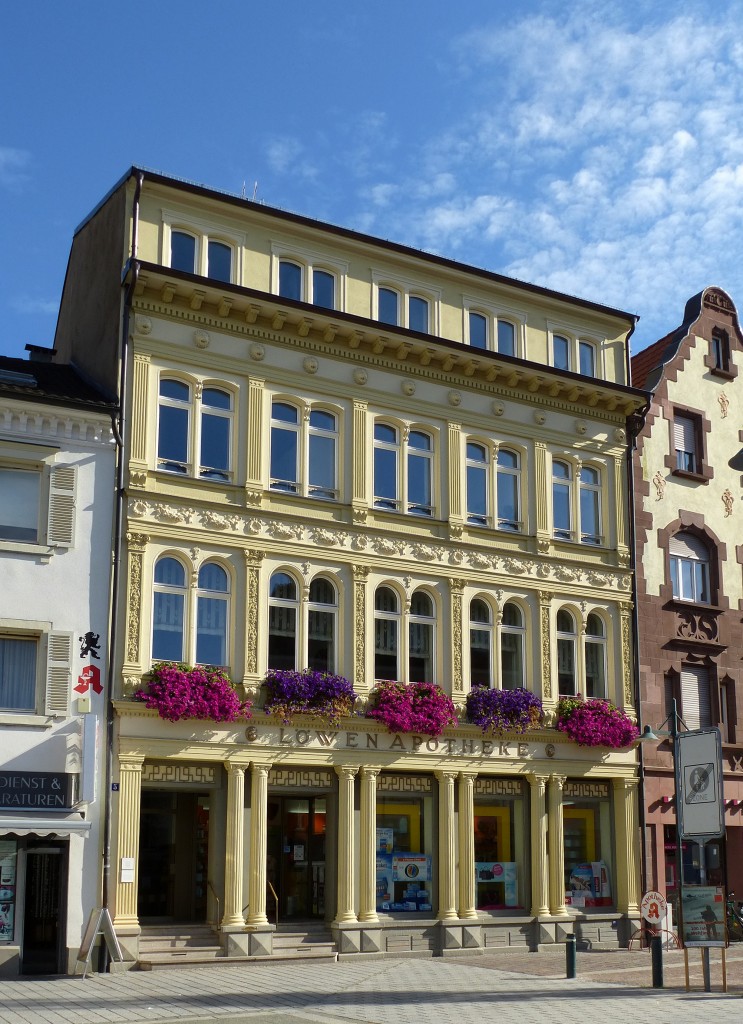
[551,453,605,547]
[373,583,439,685]
[0,620,73,724]
[0,442,77,555]
[547,323,605,379]
[269,396,341,501]
[464,437,523,532]
[270,243,348,311]
[373,418,437,518]
[161,208,246,286]
[463,297,526,358]
[372,272,441,335]
[156,373,236,483]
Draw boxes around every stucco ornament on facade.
[718,391,730,418]
[723,489,735,517]
[652,471,666,501]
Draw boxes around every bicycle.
[726,891,743,941]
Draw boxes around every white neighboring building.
[0,351,115,975]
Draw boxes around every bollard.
[651,934,664,988]
[565,933,576,978]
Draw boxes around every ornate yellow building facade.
[53,168,647,962]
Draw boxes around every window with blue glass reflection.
[374,586,399,680]
[496,449,520,531]
[466,443,489,526]
[268,571,298,671]
[279,261,302,301]
[152,557,186,661]
[200,388,231,480]
[469,312,488,349]
[378,287,399,326]
[407,431,432,516]
[170,231,196,273]
[552,461,572,540]
[207,241,231,283]
[270,402,299,492]
[408,295,429,334]
[308,410,337,499]
[313,269,335,309]
[497,321,516,357]
[553,335,570,371]
[579,341,596,377]
[196,563,229,666]
[374,423,399,510]
[579,467,601,544]
[158,379,190,474]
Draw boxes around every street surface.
[1,947,743,1024]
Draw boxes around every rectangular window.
[497,321,515,357]
[563,786,614,909]
[408,296,429,333]
[553,335,570,371]
[207,240,231,283]
[0,469,40,543]
[376,781,433,914]
[681,665,712,730]
[475,781,528,911]
[579,341,596,377]
[0,637,37,712]
[378,287,399,326]
[469,312,488,350]
[674,414,698,473]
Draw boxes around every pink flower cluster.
[366,681,458,738]
[556,696,638,749]
[134,663,252,723]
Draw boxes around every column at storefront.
[527,773,549,917]
[113,755,144,928]
[222,760,248,928]
[548,775,568,917]
[435,770,458,921]
[335,765,358,924]
[458,772,477,919]
[246,761,272,928]
[359,767,380,923]
[613,777,641,915]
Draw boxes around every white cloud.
[0,147,30,188]
[11,295,58,316]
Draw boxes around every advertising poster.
[681,885,726,946]
[0,841,16,944]
[376,828,394,855]
[392,855,431,882]
[475,862,519,907]
[565,861,612,908]
[376,853,393,910]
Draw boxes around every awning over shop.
[0,817,92,837]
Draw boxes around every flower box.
[465,687,544,735]
[556,696,638,748]
[134,663,251,723]
[366,681,458,737]
[262,669,357,725]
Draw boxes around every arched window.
[584,613,606,698]
[670,533,710,603]
[312,269,335,309]
[496,449,520,531]
[196,563,229,666]
[278,260,302,301]
[268,572,298,671]
[469,598,492,688]
[270,402,300,493]
[207,240,232,283]
[408,295,429,333]
[374,586,400,680]
[308,409,338,499]
[409,590,435,682]
[270,401,338,500]
[307,577,337,673]
[158,377,233,481]
[378,287,400,326]
[469,312,488,349]
[170,231,197,274]
[553,334,570,371]
[497,321,515,357]
[556,609,577,696]
[579,340,596,377]
[373,423,400,511]
[408,430,433,516]
[579,466,601,544]
[501,602,525,690]
[158,379,191,475]
[552,461,572,540]
[152,557,186,662]
[466,443,489,526]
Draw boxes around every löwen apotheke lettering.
[245,726,537,758]
[0,772,72,809]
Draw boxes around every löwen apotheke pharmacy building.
[50,167,645,963]
[112,714,640,958]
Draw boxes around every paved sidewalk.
[0,951,741,1024]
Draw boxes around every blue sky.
[3,0,743,360]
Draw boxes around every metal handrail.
[207,880,221,931]
[267,881,279,928]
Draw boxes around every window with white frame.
[556,609,577,695]
[466,308,520,356]
[584,613,606,698]
[468,598,526,690]
[579,340,596,377]
[500,602,525,690]
[157,377,233,481]
[374,422,433,516]
[373,585,437,683]
[170,229,233,284]
[268,571,338,673]
[375,281,436,333]
[0,628,72,717]
[276,257,338,310]
[469,598,493,688]
[550,332,602,377]
[552,334,571,371]
[670,532,710,604]
[152,555,230,667]
[0,460,76,549]
[465,442,521,531]
[673,413,699,473]
[552,459,602,544]
[269,400,338,500]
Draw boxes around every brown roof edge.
[78,166,639,328]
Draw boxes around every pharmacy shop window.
[376,775,434,915]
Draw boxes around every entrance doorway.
[267,796,326,920]
[138,791,209,922]
[22,842,67,975]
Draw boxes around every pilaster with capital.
[352,401,368,508]
[620,605,634,710]
[245,377,265,504]
[435,770,458,921]
[527,773,550,917]
[123,532,149,687]
[447,421,463,525]
[614,455,628,558]
[613,777,641,916]
[538,592,554,707]
[223,761,248,928]
[534,442,550,548]
[353,566,369,694]
[547,775,568,917]
[335,766,358,924]
[129,352,150,469]
[113,755,144,928]
[243,549,263,686]
[450,579,465,697]
[246,761,272,927]
[457,772,477,919]
[359,767,380,923]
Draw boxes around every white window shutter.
[45,631,73,716]
[681,665,711,730]
[674,416,696,454]
[48,465,77,547]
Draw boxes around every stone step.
[139,949,338,970]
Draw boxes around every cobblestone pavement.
[0,948,742,1024]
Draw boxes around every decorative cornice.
[0,401,114,447]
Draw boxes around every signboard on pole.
[675,728,724,839]
[641,890,668,924]
[680,885,726,947]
